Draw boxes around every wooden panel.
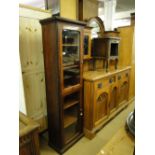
[22,72,47,119]
[129,29,135,99]
[117,26,134,100]
[84,81,94,130]
[60,0,78,20]
[79,0,98,21]
[19,17,44,72]
[19,5,51,132]
[19,4,51,19]
[109,86,118,113]
[95,92,108,123]
[118,81,129,105]
[118,26,134,67]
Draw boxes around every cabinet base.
[48,133,84,154]
[84,99,134,140]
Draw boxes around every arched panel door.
[95,92,108,122]
[119,81,129,104]
[109,86,118,112]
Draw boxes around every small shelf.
[64,100,79,109]
[64,115,77,128]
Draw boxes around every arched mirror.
[87,17,105,38]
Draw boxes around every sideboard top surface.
[83,66,131,81]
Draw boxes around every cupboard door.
[95,92,108,123]
[109,86,118,113]
[119,81,129,104]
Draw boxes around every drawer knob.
[98,83,103,88]
[109,79,113,83]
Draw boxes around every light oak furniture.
[83,67,131,139]
[19,112,40,155]
[40,17,86,153]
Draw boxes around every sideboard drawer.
[95,78,109,90]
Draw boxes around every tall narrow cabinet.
[40,17,86,153]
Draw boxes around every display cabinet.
[40,17,86,153]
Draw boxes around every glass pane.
[63,66,80,88]
[62,29,80,88]
[62,29,80,66]
[84,35,89,55]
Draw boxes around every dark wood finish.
[92,37,120,72]
[83,67,131,139]
[83,27,92,59]
[40,16,86,26]
[40,17,86,153]
[19,112,40,155]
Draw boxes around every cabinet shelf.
[64,100,79,109]
[64,115,77,128]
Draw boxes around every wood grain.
[83,68,131,139]
[19,5,51,132]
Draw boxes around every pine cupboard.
[40,17,86,153]
[83,67,131,139]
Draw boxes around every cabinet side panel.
[84,81,93,129]
[42,23,62,147]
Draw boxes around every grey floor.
[40,101,134,155]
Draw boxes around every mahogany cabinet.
[40,17,86,153]
[83,67,131,139]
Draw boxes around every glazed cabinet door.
[60,26,82,93]
[58,24,84,146]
